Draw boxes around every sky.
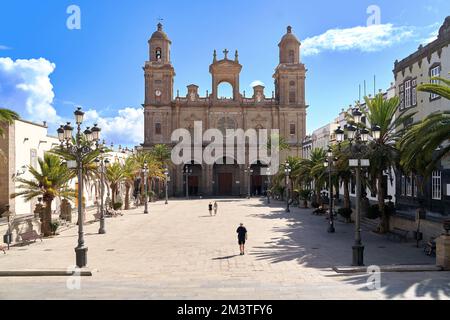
[0,0,449,147]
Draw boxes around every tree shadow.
[247,200,448,299]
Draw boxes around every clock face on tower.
[155,89,162,97]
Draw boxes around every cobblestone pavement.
[0,198,449,300]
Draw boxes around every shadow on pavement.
[247,198,448,299]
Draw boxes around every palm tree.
[296,148,327,204]
[0,108,19,136]
[359,94,414,233]
[150,144,172,165]
[122,157,139,210]
[417,74,450,100]
[333,142,352,209]
[51,136,102,193]
[11,154,75,237]
[106,162,125,206]
[400,111,450,180]
[400,75,450,179]
[0,108,20,160]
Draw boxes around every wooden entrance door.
[218,173,232,196]
[189,176,199,195]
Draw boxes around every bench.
[388,228,409,242]
[20,230,43,245]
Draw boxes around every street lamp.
[143,161,149,214]
[57,107,101,268]
[184,165,193,200]
[266,168,271,204]
[284,162,291,213]
[164,167,169,205]
[334,108,379,266]
[324,147,336,233]
[244,167,254,199]
[94,137,109,235]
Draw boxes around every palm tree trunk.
[378,172,389,233]
[42,200,53,237]
[343,179,350,209]
[315,184,321,204]
[125,183,131,210]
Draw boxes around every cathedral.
[143,23,307,197]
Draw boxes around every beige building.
[0,120,60,216]
[143,24,308,197]
[394,16,450,214]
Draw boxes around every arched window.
[217,82,233,99]
[290,81,296,87]
[155,48,162,61]
[289,50,295,63]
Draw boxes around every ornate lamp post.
[143,161,149,214]
[164,167,169,205]
[334,109,381,266]
[324,147,336,233]
[244,167,254,199]
[57,107,101,268]
[94,138,109,234]
[284,162,291,213]
[184,165,192,200]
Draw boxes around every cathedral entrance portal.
[213,157,240,197]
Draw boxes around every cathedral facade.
[143,23,307,197]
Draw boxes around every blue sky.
[0,0,449,146]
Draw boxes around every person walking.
[213,201,218,216]
[208,202,213,216]
[236,223,248,255]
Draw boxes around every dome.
[279,26,300,45]
[150,23,170,42]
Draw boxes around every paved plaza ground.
[0,198,449,300]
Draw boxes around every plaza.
[0,198,448,300]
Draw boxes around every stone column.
[436,235,450,270]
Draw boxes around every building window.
[155,123,162,135]
[289,91,296,104]
[399,84,404,110]
[430,65,441,100]
[432,171,442,200]
[401,175,406,196]
[404,80,411,108]
[290,124,296,135]
[406,176,412,197]
[413,176,418,198]
[412,79,417,106]
[30,149,37,169]
[155,48,162,61]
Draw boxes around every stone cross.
[223,49,229,60]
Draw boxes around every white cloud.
[250,80,265,88]
[0,57,60,124]
[82,107,144,146]
[0,45,11,50]
[302,24,415,56]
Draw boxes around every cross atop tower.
[223,49,229,60]
[157,17,164,30]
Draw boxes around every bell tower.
[273,26,306,107]
[144,23,175,106]
[143,23,175,147]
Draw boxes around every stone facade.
[143,24,307,197]
[394,16,450,214]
